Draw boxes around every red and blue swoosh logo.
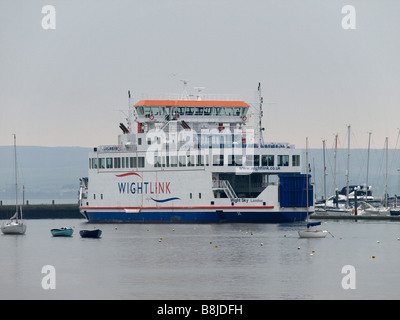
[150,197,180,203]
[115,172,142,178]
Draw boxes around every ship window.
[215,107,224,116]
[106,158,113,169]
[147,138,151,145]
[213,155,224,166]
[261,155,274,166]
[185,107,194,115]
[179,155,186,167]
[154,156,161,167]
[204,107,212,115]
[143,106,151,116]
[188,155,196,166]
[198,155,204,166]
[241,108,249,117]
[245,155,253,166]
[234,155,243,166]
[195,107,203,115]
[228,155,235,166]
[125,157,129,168]
[99,158,105,169]
[170,156,178,167]
[138,157,145,168]
[225,108,233,116]
[159,107,166,115]
[89,158,92,169]
[254,155,260,166]
[292,155,300,166]
[199,193,201,199]
[136,107,144,116]
[190,193,192,199]
[278,155,289,166]
[114,157,121,168]
[151,107,160,115]
[233,107,241,116]
[122,157,126,168]
[91,158,98,169]
[177,107,185,115]
[130,157,136,168]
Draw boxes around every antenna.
[194,87,205,101]
[180,79,189,100]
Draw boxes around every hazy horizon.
[1,1,399,149]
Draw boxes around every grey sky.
[1,0,399,149]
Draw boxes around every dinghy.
[51,227,74,237]
[298,222,328,238]
[80,229,102,238]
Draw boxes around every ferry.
[78,85,314,223]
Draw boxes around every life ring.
[149,115,154,120]
[242,116,247,122]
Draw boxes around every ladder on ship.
[213,180,238,200]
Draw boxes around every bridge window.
[261,155,274,166]
[292,155,300,166]
[278,155,289,166]
[195,107,203,115]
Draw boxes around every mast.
[346,125,351,208]
[385,137,389,207]
[13,134,18,222]
[306,137,309,222]
[366,131,372,200]
[333,134,338,191]
[323,139,327,210]
[257,82,264,146]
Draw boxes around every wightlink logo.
[116,172,171,195]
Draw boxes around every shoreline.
[0,203,82,219]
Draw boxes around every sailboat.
[298,138,328,238]
[1,134,26,235]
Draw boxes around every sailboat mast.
[323,139,327,210]
[306,137,309,222]
[13,134,18,222]
[346,125,351,208]
[366,131,371,200]
[385,137,389,207]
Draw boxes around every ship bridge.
[134,99,250,132]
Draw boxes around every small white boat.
[1,219,26,235]
[1,135,26,235]
[298,222,328,238]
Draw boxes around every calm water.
[1,219,400,300]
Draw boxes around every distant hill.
[1,146,399,204]
[0,146,90,204]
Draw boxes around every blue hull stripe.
[81,210,309,223]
